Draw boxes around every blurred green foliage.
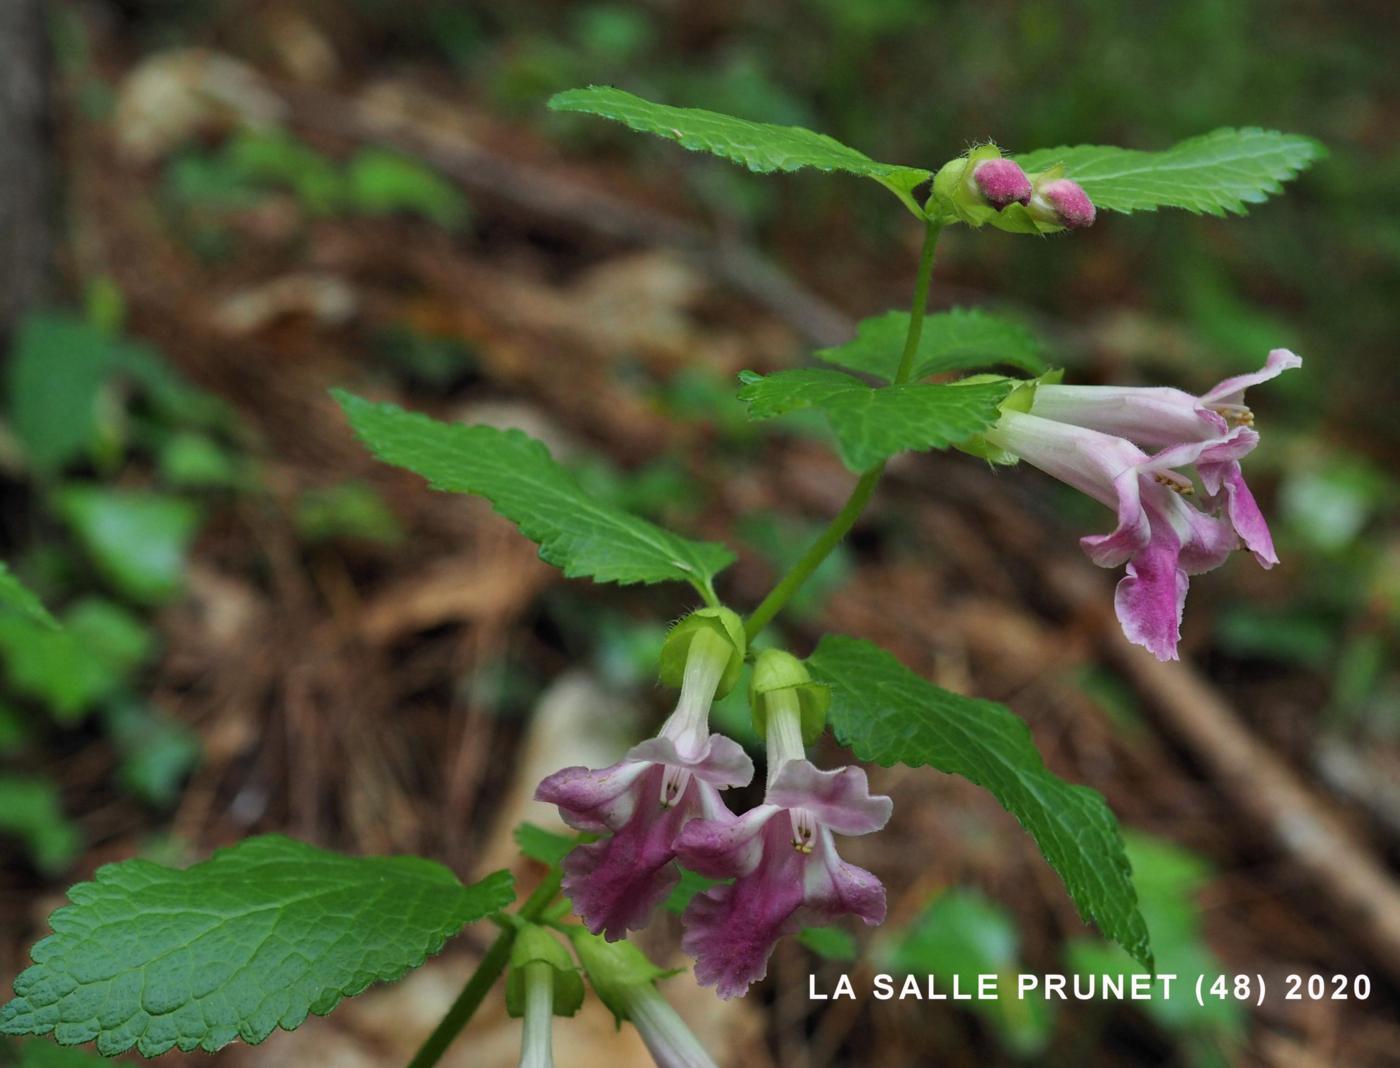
[163,129,471,245]
[880,888,1054,1056]
[0,299,241,869]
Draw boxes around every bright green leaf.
[54,488,202,604]
[347,149,470,230]
[226,130,347,215]
[0,777,82,876]
[0,600,150,725]
[815,309,1046,382]
[807,636,1151,969]
[0,563,59,630]
[64,598,153,677]
[738,369,1012,471]
[0,836,514,1056]
[335,391,733,596]
[157,433,244,489]
[548,86,930,213]
[6,315,121,474]
[1015,128,1324,217]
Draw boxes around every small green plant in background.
[2,86,1322,1065]
[0,292,249,871]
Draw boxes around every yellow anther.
[1152,473,1195,496]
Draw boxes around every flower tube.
[676,652,892,999]
[983,409,1256,659]
[536,611,752,940]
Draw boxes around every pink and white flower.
[675,693,891,999]
[536,629,753,940]
[1028,348,1301,569]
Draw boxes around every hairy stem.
[406,868,564,1068]
[744,219,941,641]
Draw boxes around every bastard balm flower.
[535,609,753,940]
[981,349,1299,659]
[1029,348,1301,567]
[676,651,892,999]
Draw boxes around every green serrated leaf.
[816,309,1046,382]
[0,836,514,1056]
[738,370,1012,471]
[548,86,930,214]
[1015,128,1324,217]
[335,391,733,597]
[807,636,1151,970]
[0,563,58,630]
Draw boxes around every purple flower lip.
[534,626,753,940]
[981,349,1301,659]
[675,760,892,1000]
[971,158,1033,209]
[983,417,1246,659]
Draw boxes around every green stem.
[744,219,942,642]
[892,219,942,386]
[406,868,564,1068]
[744,464,881,640]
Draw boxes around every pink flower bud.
[1030,178,1096,229]
[970,158,1033,209]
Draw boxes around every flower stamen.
[790,809,817,854]
[1152,471,1195,496]
[1210,403,1254,427]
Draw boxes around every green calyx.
[954,369,1064,465]
[750,649,829,745]
[505,923,585,1018]
[928,146,1066,235]
[659,606,746,697]
[566,927,678,1027]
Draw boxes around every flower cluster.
[984,349,1301,659]
[937,146,1098,231]
[533,349,1298,1003]
[537,621,891,1000]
